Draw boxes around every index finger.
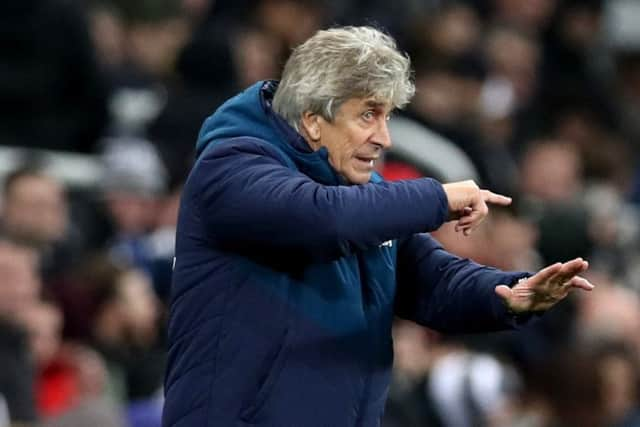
[482,190,512,206]
[556,258,589,282]
[527,262,563,286]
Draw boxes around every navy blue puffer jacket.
[162,81,529,427]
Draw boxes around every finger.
[482,190,512,206]
[528,262,563,285]
[457,216,474,228]
[457,217,473,229]
[455,224,467,233]
[562,257,588,272]
[458,213,484,235]
[450,206,474,223]
[555,258,589,281]
[568,276,595,291]
[454,221,471,232]
[458,204,488,227]
[454,223,472,235]
[455,210,473,229]
[455,219,478,235]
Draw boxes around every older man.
[163,26,592,427]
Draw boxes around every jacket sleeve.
[191,139,449,261]
[394,233,532,333]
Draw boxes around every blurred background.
[1,0,640,426]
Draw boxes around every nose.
[374,117,392,149]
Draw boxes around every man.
[0,167,78,281]
[1,168,68,250]
[163,26,593,427]
[0,241,40,426]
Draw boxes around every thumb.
[495,285,513,301]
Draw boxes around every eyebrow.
[364,100,386,109]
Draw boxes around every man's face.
[3,175,68,245]
[309,97,393,184]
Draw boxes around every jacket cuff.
[426,178,449,229]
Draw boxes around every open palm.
[495,258,594,314]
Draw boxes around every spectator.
[0,241,41,425]
[520,139,583,203]
[527,349,606,427]
[597,342,640,427]
[100,137,171,285]
[0,0,108,152]
[0,167,83,282]
[383,320,444,427]
[40,344,125,427]
[0,317,37,426]
[1,168,68,250]
[491,0,558,35]
[76,255,164,405]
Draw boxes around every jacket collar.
[260,81,344,185]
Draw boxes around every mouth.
[354,156,377,170]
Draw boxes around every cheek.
[343,146,357,164]
[329,137,354,166]
[324,123,369,170]
[341,132,367,160]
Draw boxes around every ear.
[300,111,322,142]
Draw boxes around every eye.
[362,110,375,121]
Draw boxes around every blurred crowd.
[1,0,640,426]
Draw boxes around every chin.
[346,172,372,185]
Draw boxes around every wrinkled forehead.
[340,96,394,114]
[364,97,393,110]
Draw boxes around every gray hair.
[272,26,415,130]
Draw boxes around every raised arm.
[191,139,448,261]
